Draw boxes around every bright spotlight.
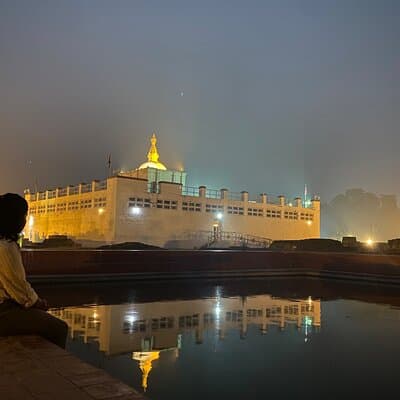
[306,220,312,226]
[125,315,136,324]
[130,207,141,216]
[216,212,223,220]
[366,238,374,247]
[28,215,34,228]
[98,208,105,215]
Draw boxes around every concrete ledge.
[0,335,146,400]
[22,249,400,285]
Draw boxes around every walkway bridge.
[182,230,272,248]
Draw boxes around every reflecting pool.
[40,279,400,400]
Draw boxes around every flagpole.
[107,154,112,178]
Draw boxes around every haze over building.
[1,1,399,201]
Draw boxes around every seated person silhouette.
[0,193,68,348]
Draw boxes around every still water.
[40,279,400,400]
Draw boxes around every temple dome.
[138,161,167,170]
[138,133,167,170]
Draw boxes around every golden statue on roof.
[138,133,167,170]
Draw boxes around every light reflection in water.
[50,294,321,393]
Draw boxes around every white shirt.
[0,239,38,307]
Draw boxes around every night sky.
[1,0,399,202]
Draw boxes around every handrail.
[228,192,242,201]
[207,230,272,248]
[206,189,221,199]
[182,186,199,197]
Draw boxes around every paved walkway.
[0,336,146,400]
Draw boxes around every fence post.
[199,186,206,198]
[220,188,228,200]
[260,193,267,204]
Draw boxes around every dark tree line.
[321,189,400,241]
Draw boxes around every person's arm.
[0,243,39,308]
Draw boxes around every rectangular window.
[56,203,67,212]
[271,306,281,315]
[203,313,215,324]
[156,199,177,210]
[205,204,224,213]
[128,197,151,208]
[37,205,46,214]
[93,197,107,208]
[248,208,263,217]
[284,211,298,220]
[80,199,92,209]
[123,319,146,334]
[300,213,314,221]
[182,201,201,212]
[227,206,244,215]
[68,201,79,211]
[266,209,281,218]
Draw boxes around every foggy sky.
[1,0,399,202]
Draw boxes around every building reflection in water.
[50,293,321,392]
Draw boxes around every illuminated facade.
[50,295,321,391]
[25,133,320,247]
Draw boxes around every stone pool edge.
[22,249,400,285]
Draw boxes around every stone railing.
[28,180,108,201]
[180,186,318,209]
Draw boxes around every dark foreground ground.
[0,336,145,400]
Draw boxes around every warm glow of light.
[93,312,98,319]
[216,212,223,220]
[28,215,34,228]
[307,220,312,226]
[366,238,374,247]
[98,208,105,215]
[130,207,141,216]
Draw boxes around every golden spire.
[147,133,160,163]
[137,133,167,170]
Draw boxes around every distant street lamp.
[366,238,374,247]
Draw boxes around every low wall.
[22,249,400,285]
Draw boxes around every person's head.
[0,193,28,242]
